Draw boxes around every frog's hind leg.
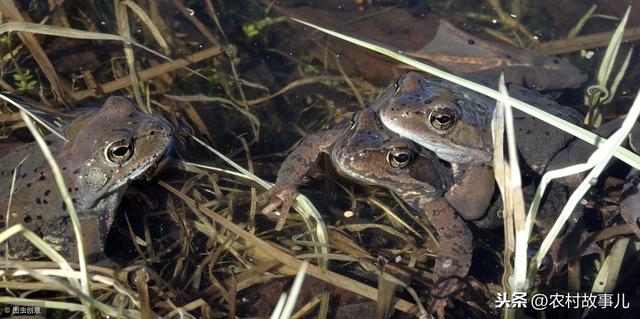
[398,194,473,316]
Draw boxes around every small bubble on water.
[100,21,106,26]
[492,19,498,24]
[186,8,195,15]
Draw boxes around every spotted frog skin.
[0,96,173,262]
[263,109,473,317]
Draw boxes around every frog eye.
[429,108,457,130]
[387,147,414,168]
[105,138,134,164]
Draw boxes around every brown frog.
[263,109,474,317]
[377,71,583,172]
[407,19,588,91]
[373,72,584,217]
[270,3,587,90]
[0,96,173,262]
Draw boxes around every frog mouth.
[139,162,159,181]
[139,154,173,181]
[137,136,176,181]
[136,143,175,181]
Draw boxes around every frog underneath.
[0,96,173,262]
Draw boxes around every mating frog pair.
[262,71,592,316]
[262,108,473,316]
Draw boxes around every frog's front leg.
[396,191,473,318]
[262,129,343,230]
[445,163,494,220]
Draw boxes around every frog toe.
[428,298,447,319]
[261,197,283,216]
[261,186,298,230]
[274,190,299,230]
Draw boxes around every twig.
[536,26,640,55]
[170,0,220,47]
[0,78,14,91]
[71,46,222,100]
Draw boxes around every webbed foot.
[260,183,299,231]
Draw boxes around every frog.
[406,19,588,91]
[262,109,475,318]
[271,3,587,90]
[373,72,584,216]
[377,71,583,171]
[0,96,173,262]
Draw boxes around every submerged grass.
[0,21,207,80]
[188,135,330,269]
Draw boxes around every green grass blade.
[604,46,634,104]
[530,90,640,274]
[596,6,630,86]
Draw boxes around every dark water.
[1,0,639,318]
